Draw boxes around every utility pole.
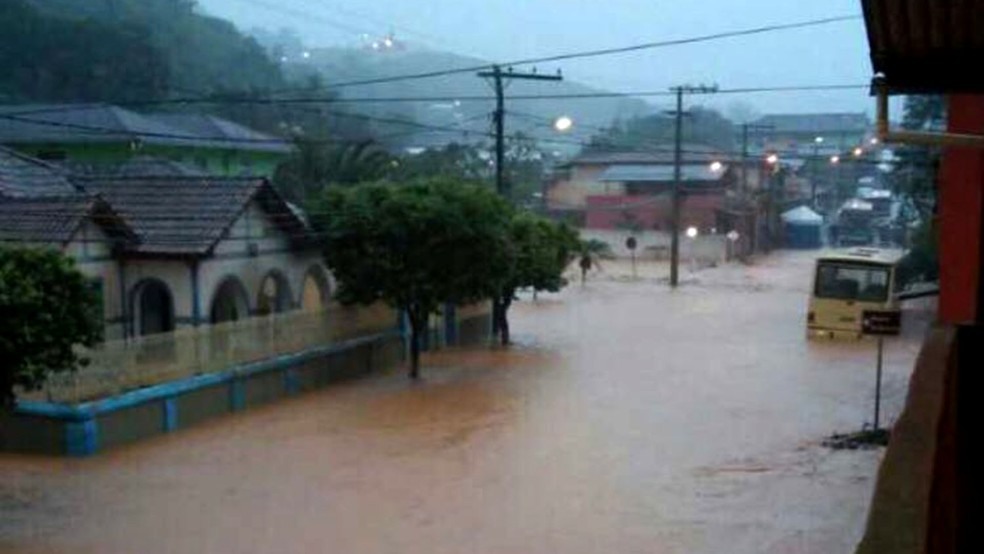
[478,65,562,199]
[740,123,774,252]
[668,84,717,288]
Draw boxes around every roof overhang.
[862,0,984,94]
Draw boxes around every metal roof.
[598,164,727,183]
[145,113,292,154]
[570,144,721,166]
[751,113,870,134]
[0,104,292,153]
[0,104,196,147]
[862,0,984,94]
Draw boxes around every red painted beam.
[938,95,984,324]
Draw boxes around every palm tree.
[577,239,613,285]
[273,139,394,202]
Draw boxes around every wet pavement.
[0,251,930,553]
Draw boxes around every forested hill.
[2,0,284,103]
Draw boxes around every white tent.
[781,205,823,226]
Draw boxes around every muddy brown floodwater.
[1,251,930,554]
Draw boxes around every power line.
[301,14,861,91]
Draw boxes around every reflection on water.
[1,252,927,554]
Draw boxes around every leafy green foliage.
[19,0,284,97]
[493,214,579,344]
[577,239,614,285]
[274,140,395,202]
[893,95,944,286]
[0,247,102,408]
[308,179,512,377]
[1,0,169,102]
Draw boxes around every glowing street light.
[853,147,864,157]
[830,155,841,164]
[302,51,311,59]
[814,136,825,144]
[869,137,880,145]
[708,160,724,172]
[383,37,394,48]
[553,115,574,132]
[686,226,699,239]
[765,153,779,165]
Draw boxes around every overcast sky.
[199,0,883,116]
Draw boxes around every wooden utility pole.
[478,65,562,199]
[668,84,717,287]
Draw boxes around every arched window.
[132,279,175,336]
[301,265,331,312]
[257,270,293,315]
[210,277,250,324]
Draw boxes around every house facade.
[0,104,291,178]
[1,147,328,342]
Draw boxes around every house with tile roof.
[0,104,292,178]
[1,151,330,341]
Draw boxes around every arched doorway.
[301,265,330,312]
[132,279,175,336]
[210,277,250,324]
[256,270,293,315]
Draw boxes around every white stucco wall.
[201,201,330,320]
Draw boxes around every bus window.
[815,264,889,303]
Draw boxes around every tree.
[894,95,945,286]
[274,140,394,202]
[492,214,579,345]
[577,239,613,285]
[0,247,102,408]
[585,107,736,152]
[308,179,512,378]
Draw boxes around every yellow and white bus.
[807,248,904,339]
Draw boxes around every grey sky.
[199,0,880,116]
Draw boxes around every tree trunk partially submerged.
[407,307,424,379]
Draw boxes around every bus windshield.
[815,262,890,302]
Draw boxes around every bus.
[807,248,903,339]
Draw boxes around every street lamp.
[830,155,841,164]
[708,160,724,173]
[853,147,864,157]
[686,226,699,273]
[869,137,880,145]
[765,153,779,166]
[553,115,574,132]
[811,137,824,210]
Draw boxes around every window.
[815,263,889,302]
[87,278,105,329]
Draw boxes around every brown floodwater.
[0,251,929,553]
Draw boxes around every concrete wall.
[2,303,492,457]
[580,229,728,263]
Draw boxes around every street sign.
[861,310,901,336]
[625,236,637,250]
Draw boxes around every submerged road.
[0,251,929,553]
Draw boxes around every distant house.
[0,104,292,178]
[546,146,736,232]
[747,112,872,159]
[1,147,329,341]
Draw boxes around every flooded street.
[1,251,929,554]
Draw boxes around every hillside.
[291,46,653,152]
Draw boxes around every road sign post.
[625,236,637,278]
[862,310,900,431]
